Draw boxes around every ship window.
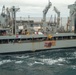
[31,24,33,27]
[63,36,68,40]
[0,30,6,36]
[72,36,76,39]
[0,39,8,44]
[67,36,70,39]
[43,37,47,41]
[0,40,2,44]
[21,39,26,42]
[39,38,42,39]
[58,37,62,40]
[52,36,74,40]
[53,37,56,40]
[14,39,21,43]
[27,38,32,40]
[32,38,37,41]
[9,39,15,43]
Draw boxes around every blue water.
[0,48,76,75]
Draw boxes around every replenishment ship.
[0,1,76,54]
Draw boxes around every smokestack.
[74,14,76,33]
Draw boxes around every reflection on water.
[0,48,76,75]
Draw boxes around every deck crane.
[43,0,52,22]
[42,0,52,33]
[6,7,10,18]
[1,5,6,17]
[6,7,11,26]
[68,1,76,32]
[54,6,60,28]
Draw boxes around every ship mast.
[10,6,20,35]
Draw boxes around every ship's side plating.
[0,33,76,54]
[0,39,76,54]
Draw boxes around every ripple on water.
[39,57,66,65]
[0,48,76,75]
[15,60,23,64]
[0,59,12,65]
[16,55,29,59]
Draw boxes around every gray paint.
[0,39,76,53]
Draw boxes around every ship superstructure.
[68,1,76,32]
[0,1,76,54]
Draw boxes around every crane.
[68,1,76,32]
[6,7,11,26]
[1,5,6,17]
[54,6,60,27]
[49,15,53,23]
[41,0,52,33]
[6,7,10,17]
[43,0,52,22]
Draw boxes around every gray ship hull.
[0,39,76,54]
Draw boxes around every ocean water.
[0,48,76,75]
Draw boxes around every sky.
[0,0,76,18]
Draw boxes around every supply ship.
[0,1,76,54]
